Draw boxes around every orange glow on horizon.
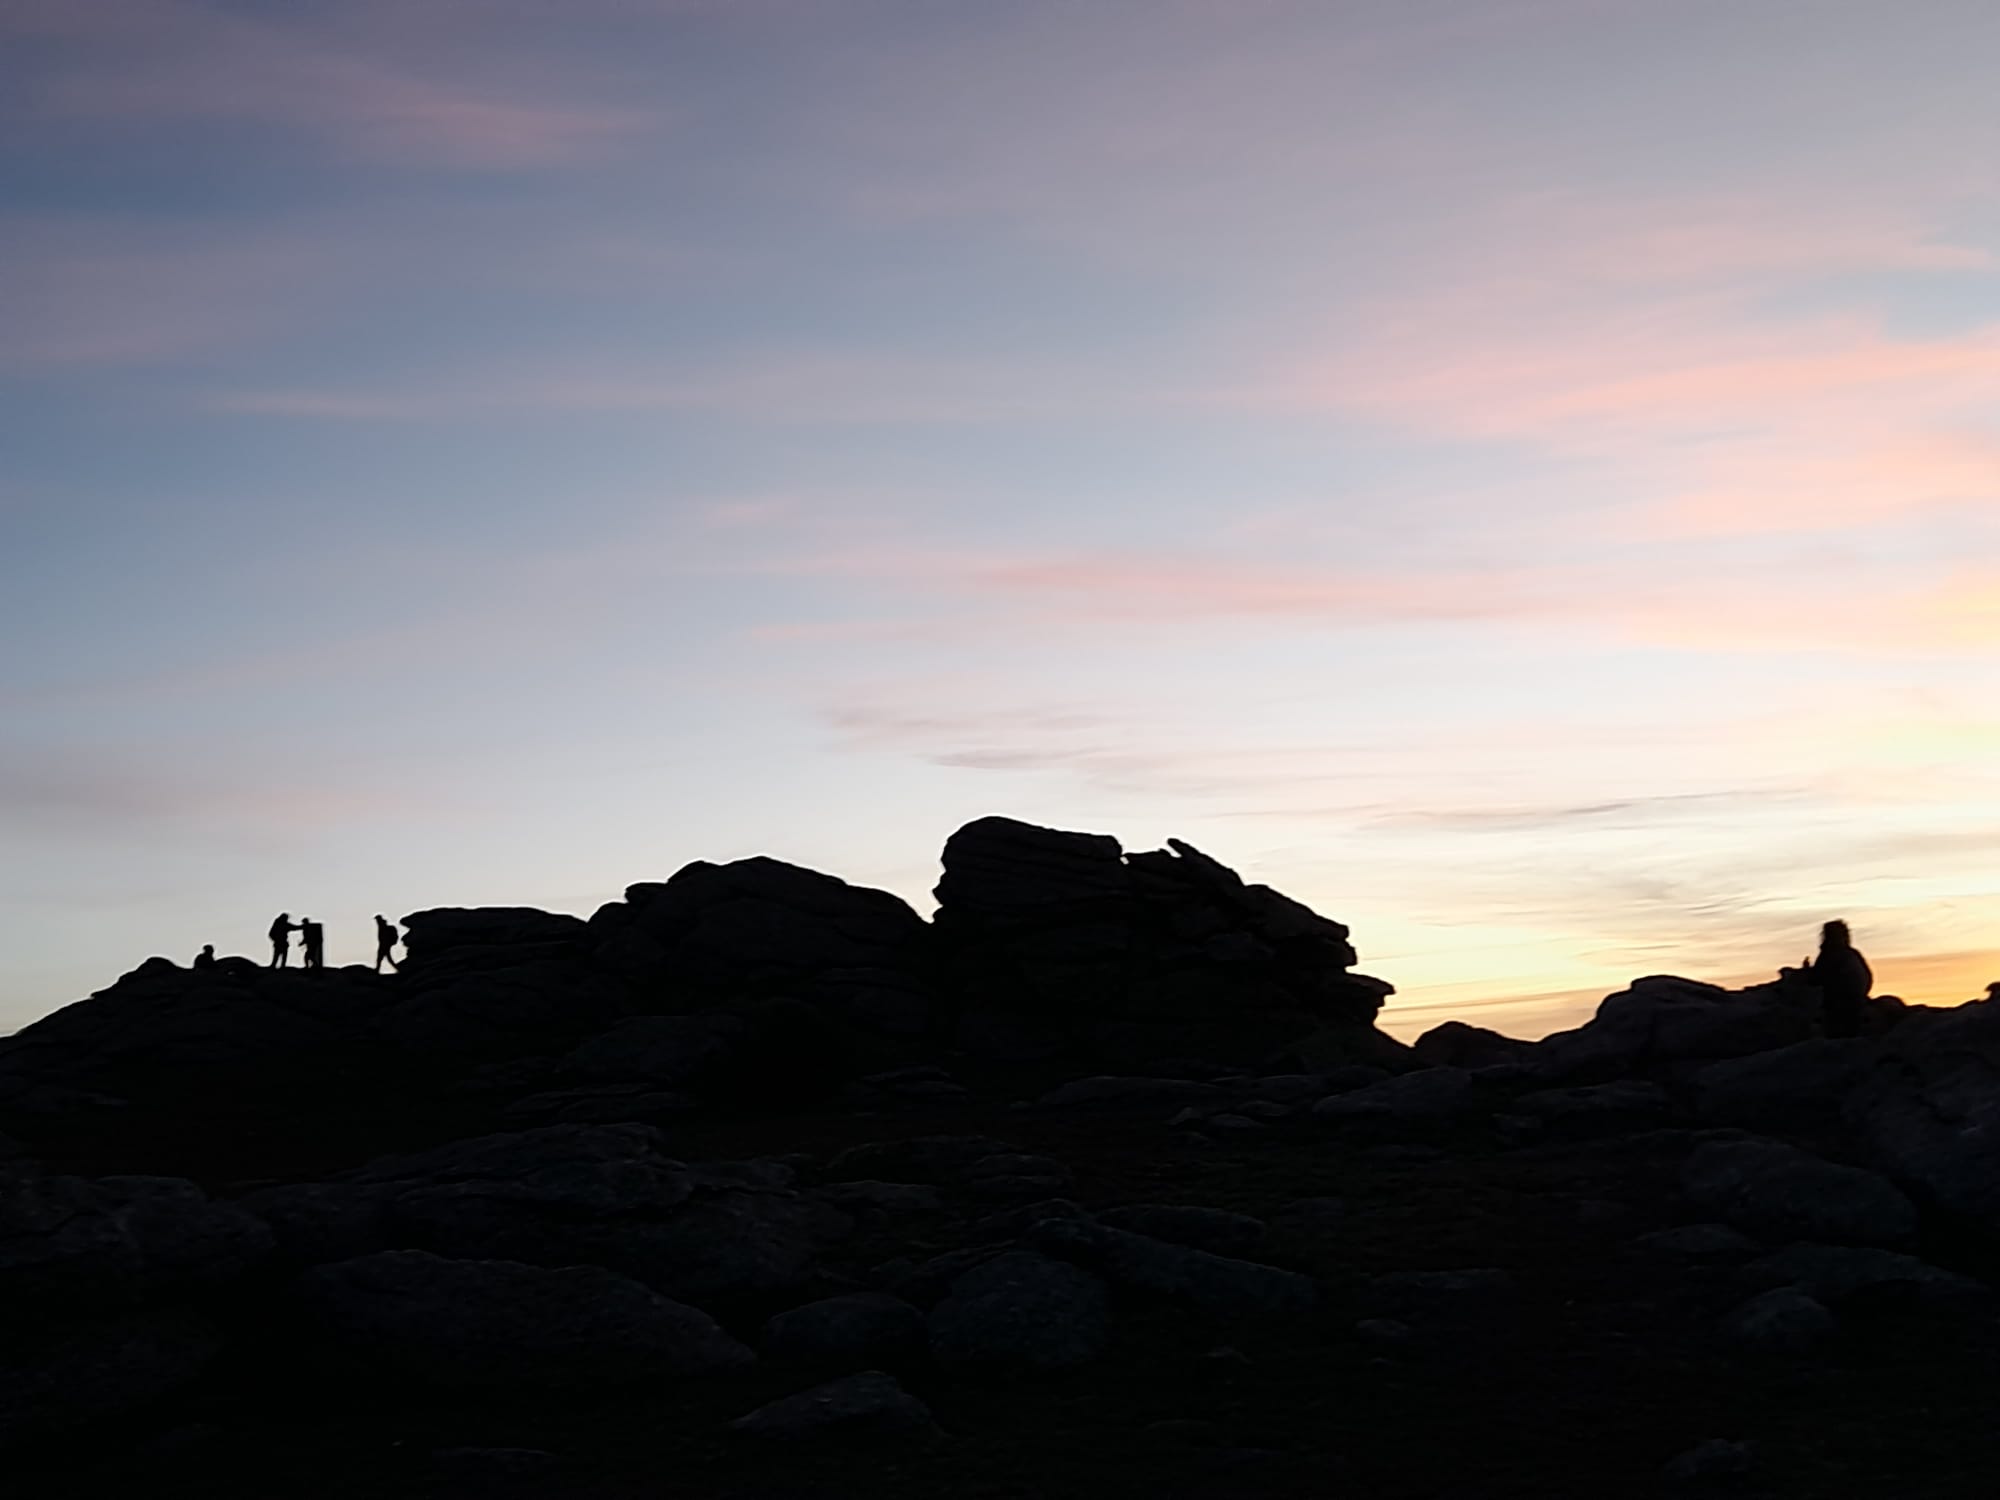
[1380,947,2000,1043]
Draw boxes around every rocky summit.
[3,816,1999,1499]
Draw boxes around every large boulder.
[0,1307,225,1450]
[1723,1288,1835,1356]
[1741,1243,1989,1306]
[1528,976,1820,1082]
[567,1014,748,1086]
[1507,1080,1672,1140]
[825,1135,1024,1184]
[0,961,386,1108]
[589,859,936,1042]
[1097,1205,1267,1258]
[729,1371,941,1444]
[375,955,636,1062]
[1412,1021,1532,1070]
[935,819,1129,911]
[1310,1067,1472,1130]
[1031,1218,1317,1322]
[294,1250,755,1387]
[928,1251,1110,1372]
[396,908,591,970]
[760,1293,926,1369]
[1844,1000,2000,1235]
[0,1170,271,1312]
[1693,1039,1874,1130]
[331,1125,848,1305]
[1680,1137,1917,1247]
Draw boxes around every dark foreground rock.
[1845,1000,2000,1234]
[0,1307,224,1449]
[730,1371,941,1445]
[761,1292,926,1369]
[1031,1218,1318,1322]
[1680,1137,1917,1247]
[5,815,2000,1500]
[929,1251,1111,1372]
[294,1250,756,1386]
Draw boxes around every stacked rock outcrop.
[932,816,1396,1067]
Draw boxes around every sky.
[4,0,1999,1040]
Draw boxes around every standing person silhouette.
[299,917,325,972]
[1811,919,1873,1038]
[374,915,399,973]
[268,913,297,967]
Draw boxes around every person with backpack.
[374,915,400,972]
[298,917,326,972]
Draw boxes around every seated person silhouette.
[1808,919,1873,1038]
[268,913,297,967]
[374,914,400,973]
[193,944,217,970]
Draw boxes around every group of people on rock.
[267,914,330,970]
[179,911,1975,1025]
[191,915,401,973]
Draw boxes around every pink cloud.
[1645,431,2000,540]
[734,535,2000,661]
[1242,311,2000,445]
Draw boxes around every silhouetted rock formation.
[6,817,2000,1499]
[934,816,1396,1068]
[590,856,937,1039]
[0,817,1401,1134]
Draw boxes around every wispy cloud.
[7,0,654,169]
[0,221,346,368]
[206,349,1174,425]
[0,746,440,849]
[739,535,2000,659]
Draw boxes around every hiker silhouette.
[375,915,399,972]
[299,918,326,972]
[193,944,216,970]
[1809,919,1872,1038]
[268,913,297,967]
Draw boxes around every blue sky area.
[5,0,1999,1035]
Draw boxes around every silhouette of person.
[1810,919,1873,1038]
[269,912,297,967]
[374,915,399,973]
[193,944,217,970]
[299,918,325,972]
[1985,981,2000,1004]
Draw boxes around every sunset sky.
[4,0,1998,1038]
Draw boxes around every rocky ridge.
[3,816,1999,1499]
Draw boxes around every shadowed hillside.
[5,816,2000,1499]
